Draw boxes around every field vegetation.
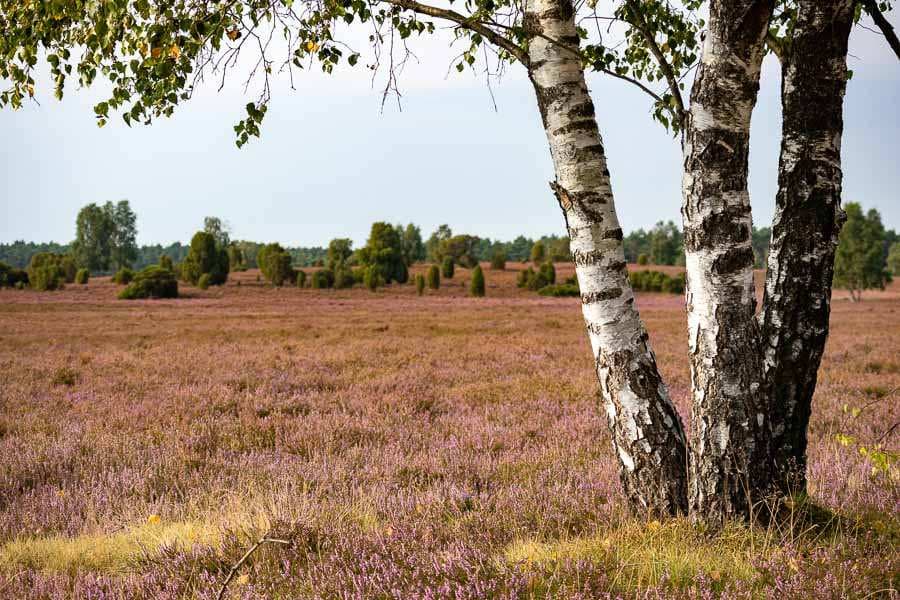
[0,264,896,598]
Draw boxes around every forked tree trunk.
[525,0,688,516]
[761,0,855,495]
[681,0,774,522]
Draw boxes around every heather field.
[0,263,897,599]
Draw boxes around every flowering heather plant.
[0,266,896,598]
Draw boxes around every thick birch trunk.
[761,0,854,494]
[525,0,688,516]
[681,0,774,522]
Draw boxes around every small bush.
[311,269,334,289]
[637,254,649,265]
[0,262,29,288]
[415,274,425,296]
[364,266,383,292]
[112,268,135,285]
[159,255,174,271]
[629,270,685,294]
[427,265,440,290]
[531,241,546,264]
[441,257,454,279]
[51,367,78,387]
[75,268,89,284]
[118,266,178,300]
[470,265,485,297]
[295,270,307,288]
[333,263,355,289]
[538,284,580,297]
[31,265,64,291]
[197,273,211,290]
[490,250,506,270]
[539,261,556,285]
[517,267,535,289]
[527,270,549,291]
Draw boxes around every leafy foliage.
[539,261,556,286]
[490,250,506,271]
[197,273,211,290]
[538,283,580,297]
[415,273,425,295]
[28,253,76,289]
[629,270,685,294]
[112,267,135,285]
[159,255,174,271]
[118,266,178,299]
[295,269,307,288]
[311,269,334,289]
[364,266,383,292]
[530,241,546,265]
[0,261,28,287]
[357,223,408,284]
[426,265,440,290]
[75,268,90,284]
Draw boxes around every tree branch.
[216,535,292,600]
[766,30,785,62]
[861,0,900,61]
[379,0,528,65]
[622,0,686,126]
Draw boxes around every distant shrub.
[629,270,685,294]
[31,265,64,291]
[352,267,366,285]
[539,261,556,285]
[490,250,506,270]
[470,265,485,297]
[441,257,454,279]
[0,262,28,288]
[364,266,383,291]
[538,283,580,297]
[51,366,78,386]
[112,268,134,285]
[182,231,229,286]
[75,268,89,284]
[333,263,355,289]
[295,269,307,288]
[311,269,334,289]
[427,265,440,290]
[516,267,534,288]
[415,274,425,295]
[118,266,178,299]
[28,253,75,288]
[257,243,293,286]
[527,270,549,291]
[637,253,649,265]
[159,255,174,271]
[197,273,211,290]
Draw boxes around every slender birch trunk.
[681,0,774,522]
[525,0,689,516]
[761,0,855,494]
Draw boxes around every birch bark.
[681,0,774,521]
[525,0,688,515]
[761,0,855,494]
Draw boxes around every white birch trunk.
[761,0,855,494]
[525,0,688,515]
[681,0,774,522]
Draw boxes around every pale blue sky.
[1,17,898,248]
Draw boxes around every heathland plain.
[0,263,897,598]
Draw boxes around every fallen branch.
[216,534,292,600]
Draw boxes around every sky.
[1,12,898,248]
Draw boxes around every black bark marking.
[582,288,623,304]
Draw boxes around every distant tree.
[888,242,900,276]
[182,231,229,286]
[470,265,485,297]
[441,256,455,279]
[257,242,294,286]
[295,269,307,288]
[530,241,546,265]
[401,224,425,265]
[751,226,771,268]
[72,203,115,271]
[110,200,138,270]
[426,265,440,290]
[425,225,453,263]
[490,249,506,270]
[648,221,682,266]
[333,262,355,289]
[358,222,408,284]
[159,255,174,271]
[203,216,231,248]
[546,236,571,262]
[506,236,534,262]
[326,238,353,270]
[311,269,334,289]
[834,203,890,302]
[364,266,383,291]
[227,244,244,270]
[623,228,651,263]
